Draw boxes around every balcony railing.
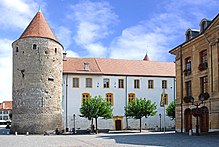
[198,62,208,71]
[184,69,191,76]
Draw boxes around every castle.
[11,11,63,134]
[11,11,176,133]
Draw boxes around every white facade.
[62,74,176,131]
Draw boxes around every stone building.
[170,14,219,133]
[11,11,63,134]
[62,57,176,131]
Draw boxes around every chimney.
[84,62,89,71]
[63,52,67,61]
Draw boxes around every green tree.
[80,95,113,133]
[166,100,176,120]
[125,98,157,132]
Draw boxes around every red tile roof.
[63,58,175,77]
[0,101,12,110]
[19,11,58,42]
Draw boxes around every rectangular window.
[128,93,136,103]
[162,80,167,89]
[3,111,8,114]
[184,57,192,76]
[82,93,90,105]
[3,116,8,120]
[134,79,140,89]
[161,94,168,105]
[118,79,124,88]
[200,76,208,93]
[72,78,79,88]
[185,81,192,97]
[148,80,154,89]
[103,79,110,88]
[0,116,2,120]
[185,57,191,71]
[200,50,207,64]
[106,93,114,105]
[86,78,92,88]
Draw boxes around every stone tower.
[11,11,63,134]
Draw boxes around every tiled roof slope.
[19,11,58,42]
[63,58,102,74]
[64,58,175,77]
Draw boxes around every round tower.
[11,11,63,134]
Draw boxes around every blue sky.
[0,0,218,101]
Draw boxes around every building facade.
[11,11,63,134]
[170,14,219,133]
[0,101,12,121]
[63,58,176,131]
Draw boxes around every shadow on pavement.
[97,132,219,147]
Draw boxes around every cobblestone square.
[1,130,219,147]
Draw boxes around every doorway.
[113,116,123,130]
[184,108,192,132]
[115,120,122,130]
[200,106,209,132]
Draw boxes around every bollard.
[26,132,29,136]
[189,129,192,136]
[15,132,17,136]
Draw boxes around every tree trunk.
[91,118,94,133]
[95,117,98,134]
[140,118,142,132]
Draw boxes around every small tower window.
[33,44,37,49]
[16,47,19,52]
[55,48,57,53]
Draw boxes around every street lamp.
[190,95,205,136]
[73,114,76,134]
[159,114,162,131]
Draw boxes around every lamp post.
[73,114,76,134]
[190,95,205,136]
[159,114,162,131]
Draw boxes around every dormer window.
[185,29,199,41]
[201,21,207,32]
[33,44,37,49]
[186,31,191,41]
[200,18,211,32]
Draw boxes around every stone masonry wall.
[11,38,63,134]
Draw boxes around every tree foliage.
[80,95,113,133]
[166,100,175,120]
[125,98,157,132]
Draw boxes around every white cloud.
[69,1,118,57]
[109,0,219,61]
[0,39,13,102]
[56,26,72,49]
[0,0,37,29]
[66,50,79,58]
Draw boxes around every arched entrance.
[184,108,192,132]
[200,106,209,132]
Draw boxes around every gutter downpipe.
[204,34,213,93]
[65,74,68,131]
[180,45,183,133]
[125,76,128,129]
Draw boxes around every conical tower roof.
[143,53,150,61]
[19,11,58,42]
